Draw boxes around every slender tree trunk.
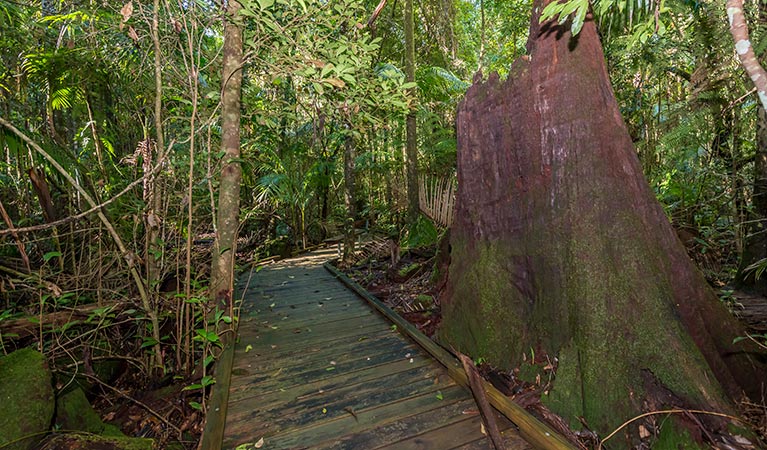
[85,94,106,179]
[178,0,200,374]
[210,0,243,320]
[404,0,419,225]
[478,0,485,72]
[727,0,767,111]
[736,2,767,293]
[144,0,165,371]
[438,3,766,447]
[343,131,356,263]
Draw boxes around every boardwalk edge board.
[323,260,577,450]
[200,340,236,450]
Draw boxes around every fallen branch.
[598,409,744,450]
[458,351,506,450]
[0,116,164,366]
[0,302,122,340]
[0,165,164,237]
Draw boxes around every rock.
[37,434,154,450]
[0,347,55,450]
[55,386,107,434]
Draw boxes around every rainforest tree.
[438,1,766,448]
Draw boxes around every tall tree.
[736,1,767,293]
[438,2,766,448]
[404,0,419,224]
[210,0,243,320]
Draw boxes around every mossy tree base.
[437,2,766,448]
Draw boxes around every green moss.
[653,421,704,449]
[43,433,154,449]
[101,423,126,437]
[55,386,105,434]
[398,263,420,277]
[438,239,528,366]
[0,347,54,450]
[440,207,732,449]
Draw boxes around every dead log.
[1,302,123,340]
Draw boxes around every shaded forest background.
[1,0,767,447]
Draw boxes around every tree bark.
[404,0,419,225]
[145,0,165,372]
[343,131,356,263]
[727,0,767,111]
[736,2,767,294]
[210,0,243,319]
[438,3,766,447]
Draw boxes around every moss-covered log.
[437,3,766,448]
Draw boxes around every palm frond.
[418,173,456,228]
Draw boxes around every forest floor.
[70,241,767,449]
[343,243,767,450]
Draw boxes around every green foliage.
[403,214,439,249]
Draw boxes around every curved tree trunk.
[438,4,766,448]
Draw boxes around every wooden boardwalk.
[220,249,532,449]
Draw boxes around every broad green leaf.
[258,0,275,10]
[43,251,62,262]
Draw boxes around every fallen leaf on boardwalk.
[322,407,327,414]
[436,391,443,400]
[270,345,277,349]
[480,422,487,435]
[638,425,650,439]
[330,361,336,365]
[245,344,253,352]
[326,366,335,371]
[269,303,275,308]
[289,275,295,278]
[255,437,265,448]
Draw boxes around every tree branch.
[727,0,767,110]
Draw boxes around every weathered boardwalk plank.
[222,249,531,450]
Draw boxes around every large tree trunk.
[210,0,243,319]
[438,4,766,448]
